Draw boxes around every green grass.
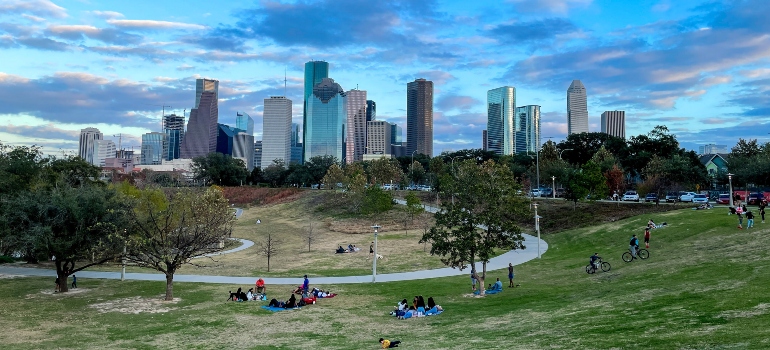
[2,207,770,349]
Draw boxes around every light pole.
[410,150,417,186]
[371,225,381,282]
[533,203,541,258]
[450,156,460,205]
[552,176,556,199]
[728,173,734,207]
[558,148,573,160]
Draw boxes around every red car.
[716,194,730,205]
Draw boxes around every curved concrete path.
[0,203,548,285]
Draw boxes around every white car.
[679,192,696,202]
[622,191,640,202]
[530,189,541,197]
[692,194,709,204]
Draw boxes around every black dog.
[227,290,239,301]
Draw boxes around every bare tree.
[258,233,281,272]
[124,187,235,300]
[305,223,314,252]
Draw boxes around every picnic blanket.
[318,293,337,298]
[474,288,502,295]
[261,305,300,312]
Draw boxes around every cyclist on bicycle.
[629,234,639,259]
[590,253,601,269]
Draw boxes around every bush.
[0,255,15,264]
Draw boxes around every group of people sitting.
[390,295,442,319]
[268,276,336,309]
[335,244,361,254]
[228,287,267,302]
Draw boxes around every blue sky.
[1,0,769,156]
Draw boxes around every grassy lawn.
[2,205,770,349]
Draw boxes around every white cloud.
[106,19,206,30]
[90,10,125,19]
[508,0,592,15]
[0,0,67,19]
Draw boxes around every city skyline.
[1,0,769,156]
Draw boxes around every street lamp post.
[371,225,381,282]
[552,176,556,199]
[533,203,541,258]
[410,150,417,186]
[450,156,460,205]
[558,148,573,160]
[728,173,734,207]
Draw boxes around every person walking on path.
[644,228,651,249]
[746,210,755,228]
[71,274,77,288]
[508,263,515,288]
[302,275,309,294]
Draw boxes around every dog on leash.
[227,291,239,301]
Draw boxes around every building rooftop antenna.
[284,68,287,97]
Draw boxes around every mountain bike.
[585,258,611,274]
[622,247,650,262]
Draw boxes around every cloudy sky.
[1,0,769,155]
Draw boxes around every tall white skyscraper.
[262,96,292,169]
[486,86,515,155]
[600,111,625,139]
[567,80,588,135]
[78,127,103,165]
[346,89,367,163]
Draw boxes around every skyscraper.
[236,112,254,136]
[367,121,392,155]
[290,123,303,164]
[304,78,347,162]
[233,132,255,171]
[366,100,376,121]
[600,111,625,139]
[303,61,330,161]
[254,141,263,170]
[567,80,588,135]
[195,78,219,109]
[93,139,116,167]
[216,123,243,156]
[181,90,218,159]
[406,78,433,156]
[515,105,541,153]
[346,89,367,163]
[141,132,168,165]
[486,86,516,155]
[482,130,488,151]
[262,96,292,169]
[78,127,103,165]
[163,114,185,161]
[390,123,405,157]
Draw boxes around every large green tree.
[421,160,526,295]
[191,153,248,186]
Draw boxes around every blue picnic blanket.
[261,306,300,312]
[473,287,502,295]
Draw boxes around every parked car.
[679,192,697,202]
[665,192,679,202]
[645,193,658,202]
[555,188,566,198]
[692,194,709,204]
[622,191,640,202]
[717,194,731,205]
[418,185,432,192]
[541,188,553,197]
[530,189,541,197]
[747,192,766,205]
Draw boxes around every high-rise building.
[304,78,347,162]
[78,127,103,165]
[236,112,254,136]
[482,130,488,151]
[366,100,376,121]
[600,111,625,139]
[346,89,367,163]
[93,139,116,167]
[487,86,516,155]
[262,96,292,169]
[390,123,406,157]
[180,91,218,159]
[216,124,244,156]
[406,78,433,156]
[290,123,303,165]
[515,105,541,153]
[254,141,263,170]
[699,144,728,155]
[367,121,392,155]
[195,78,219,109]
[141,132,168,165]
[233,132,255,171]
[567,80,589,135]
[303,61,330,161]
[163,114,185,161]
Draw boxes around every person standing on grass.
[760,206,766,224]
[746,210,755,228]
[508,263,515,288]
[368,242,374,259]
[737,210,744,229]
[71,274,77,288]
[644,228,651,249]
[471,269,477,292]
[54,277,60,293]
[302,275,309,294]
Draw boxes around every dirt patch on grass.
[36,288,91,296]
[718,303,770,319]
[89,296,180,314]
[0,273,23,279]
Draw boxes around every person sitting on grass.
[379,338,401,348]
[246,288,254,301]
[336,246,346,254]
[284,294,297,309]
[427,297,436,310]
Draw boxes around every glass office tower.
[487,86,515,155]
[515,105,541,153]
[236,111,254,136]
[141,132,168,165]
[304,78,347,162]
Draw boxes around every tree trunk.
[267,254,271,272]
[164,272,174,301]
[54,260,70,293]
[479,261,488,296]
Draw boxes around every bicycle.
[622,247,650,262]
[585,258,611,274]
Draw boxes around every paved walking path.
[0,202,548,285]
